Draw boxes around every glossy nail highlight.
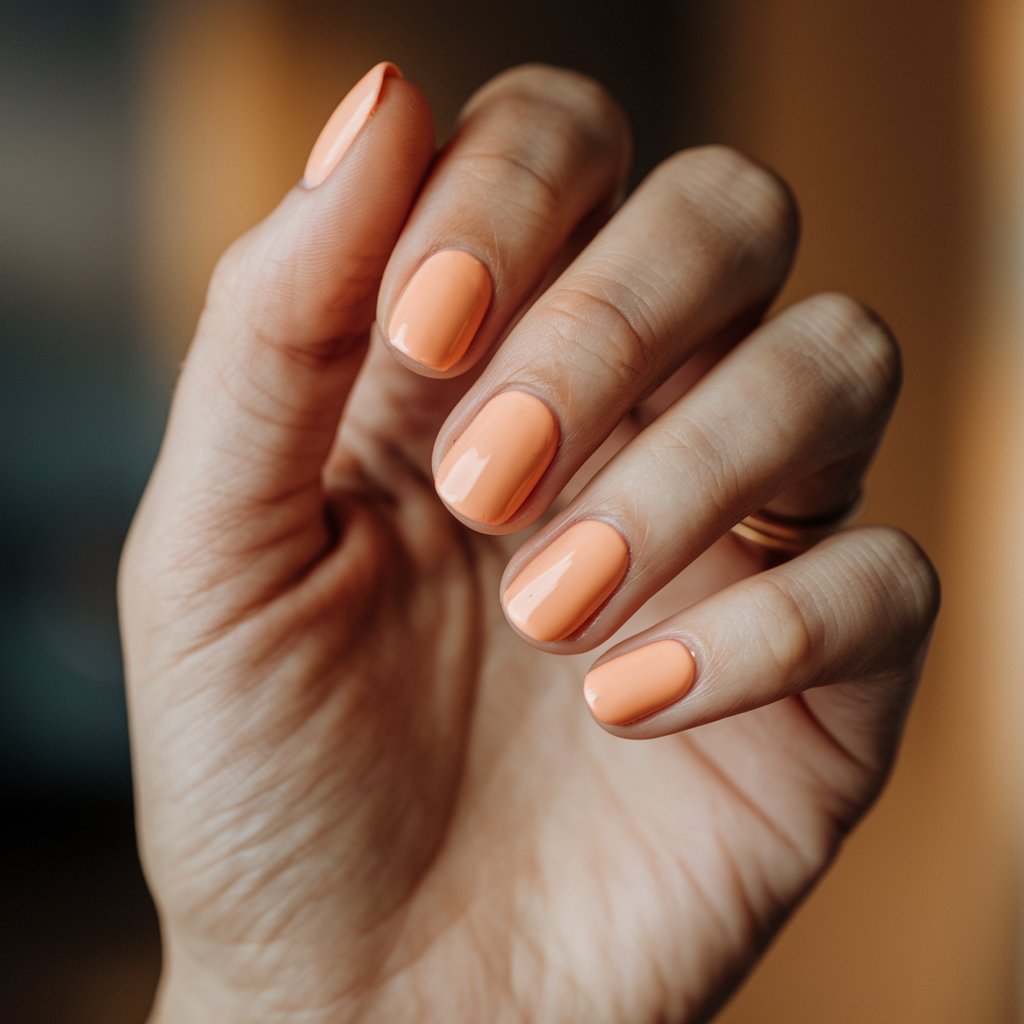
[584,639,696,725]
[302,62,401,188]
[435,391,558,525]
[388,250,493,370]
[502,520,629,642]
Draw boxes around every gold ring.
[729,492,864,555]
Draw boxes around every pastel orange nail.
[584,640,696,725]
[388,250,493,370]
[502,520,629,642]
[435,391,558,525]
[302,62,401,188]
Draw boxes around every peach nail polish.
[435,391,558,524]
[583,640,696,725]
[302,62,401,188]
[388,250,493,370]
[502,520,629,642]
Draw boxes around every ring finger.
[498,291,900,650]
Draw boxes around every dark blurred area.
[2,0,1021,1021]
[1,3,150,792]
[1,2,165,1019]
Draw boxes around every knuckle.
[543,275,659,382]
[749,573,818,676]
[864,527,942,633]
[798,293,903,426]
[206,229,367,368]
[653,146,799,258]
[548,70,630,154]
[208,233,252,308]
[656,411,742,514]
[481,64,629,156]
[458,144,565,226]
[462,68,629,208]
[205,232,285,345]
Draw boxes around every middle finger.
[432,145,799,530]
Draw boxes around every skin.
[119,65,940,1022]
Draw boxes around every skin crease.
[120,65,939,1023]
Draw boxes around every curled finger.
[583,527,939,768]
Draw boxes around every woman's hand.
[120,64,939,1023]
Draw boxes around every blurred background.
[1,0,1021,1020]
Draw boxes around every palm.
[130,383,876,1023]
[340,473,866,1023]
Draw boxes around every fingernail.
[436,390,558,524]
[388,250,493,370]
[302,61,402,188]
[502,520,629,642]
[584,640,696,725]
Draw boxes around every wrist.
[148,956,266,1024]
[148,935,348,1024]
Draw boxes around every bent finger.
[433,145,798,532]
[584,527,939,773]
[154,65,434,525]
[377,64,631,377]
[498,294,898,650]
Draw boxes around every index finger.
[376,64,632,376]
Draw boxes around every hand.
[120,63,939,1022]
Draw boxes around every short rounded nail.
[584,639,696,726]
[302,61,401,188]
[388,250,493,370]
[435,390,558,525]
[502,520,629,642]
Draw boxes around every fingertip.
[434,389,559,527]
[583,638,697,729]
[219,68,436,348]
[173,64,439,514]
[296,65,435,207]
[385,248,494,373]
[301,61,405,189]
[377,72,437,173]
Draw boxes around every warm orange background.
[4,1,1020,1020]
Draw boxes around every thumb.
[149,64,434,541]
